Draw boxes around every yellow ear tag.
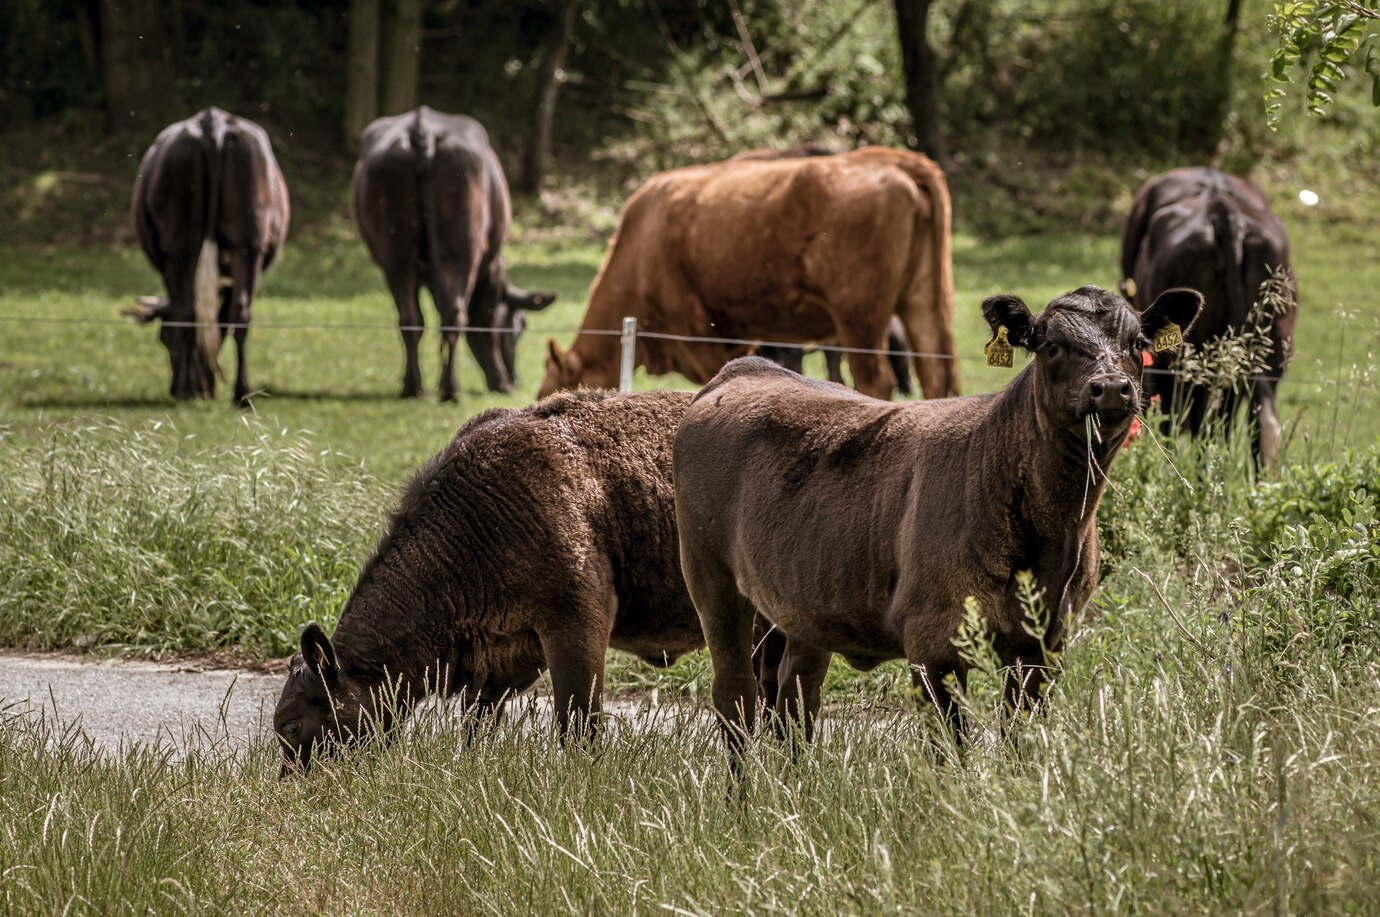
[1153,321,1184,352]
[985,325,1013,368]
[1124,277,1137,298]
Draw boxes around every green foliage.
[1268,0,1380,125]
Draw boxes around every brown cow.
[674,286,1202,753]
[274,389,705,773]
[1120,168,1296,466]
[130,107,290,405]
[538,148,959,401]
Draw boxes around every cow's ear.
[546,338,564,369]
[1140,288,1203,343]
[981,294,1036,350]
[301,622,338,679]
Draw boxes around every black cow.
[1120,168,1296,466]
[130,107,290,405]
[353,107,556,399]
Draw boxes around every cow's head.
[982,285,1202,438]
[538,339,585,399]
[274,623,385,776]
[496,285,557,389]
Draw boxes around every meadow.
[1,175,1378,910]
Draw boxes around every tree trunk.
[344,0,382,146]
[379,0,423,117]
[892,0,947,166]
[99,0,181,133]
[517,0,579,195]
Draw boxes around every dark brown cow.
[130,107,289,405]
[273,389,704,772]
[1120,168,1296,466]
[675,286,1202,752]
[538,148,959,401]
[353,107,556,399]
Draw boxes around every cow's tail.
[195,108,226,379]
[893,152,959,397]
[410,108,447,330]
[1209,197,1249,329]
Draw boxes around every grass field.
[1,176,1378,911]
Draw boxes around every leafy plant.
[1268,0,1380,125]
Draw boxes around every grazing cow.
[1120,168,1296,466]
[538,147,959,401]
[274,389,704,773]
[353,106,557,399]
[675,286,1202,752]
[130,107,290,405]
[757,317,916,397]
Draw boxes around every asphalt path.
[0,651,706,754]
[0,650,284,751]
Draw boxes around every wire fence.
[1,311,1375,394]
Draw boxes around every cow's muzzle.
[1083,372,1134,416]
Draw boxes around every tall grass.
[0,418,387,657]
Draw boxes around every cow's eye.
[283,722,301,740]
[1043,342,1062,358]
[1133,337,1150,353]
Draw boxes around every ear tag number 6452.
[985,326,1013,368]
[1153,321,1184,352]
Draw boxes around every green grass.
[0,478,1376,912]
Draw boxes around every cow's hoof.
[439,391,458,404]
[399,388,422,399]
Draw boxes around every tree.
[892,0,947,165]
[1268,0,1380,125]
[379,0,422,117]
[99,0,181,132]
[344,0,382,145]
[517,0,579,195]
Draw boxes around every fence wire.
[0,312,1374,391]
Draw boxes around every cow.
[273,389,705,773]
[353,107,557,400]
[129,107,290,405]
[538,147,959,402]
[1120,168,1296,466]
[674,286,1202,755]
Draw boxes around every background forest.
[2,0,1377,247]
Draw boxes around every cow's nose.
[1087,373,1133,411]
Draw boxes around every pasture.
[1,181,1379,910]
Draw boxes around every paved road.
[0,651,283,750]
[0,651,704,753]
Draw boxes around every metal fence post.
[619,316,636,393]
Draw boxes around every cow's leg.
[904,620,966,744]
[1252,377,1282,468]
[837,320,895,400]
[683,552,759,759]
[431,284,463,403]
[226,249,263,408]
[540,596,614,743]
[824,347,845,384]
[159,254,214,399]
[887,320,914,396]
[753,614,786,712]
[772,638,831,747]
[757,345,806,376]
[390,273,423,398]
[897,305,956,400]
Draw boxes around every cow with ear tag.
[675,285,1203,757]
